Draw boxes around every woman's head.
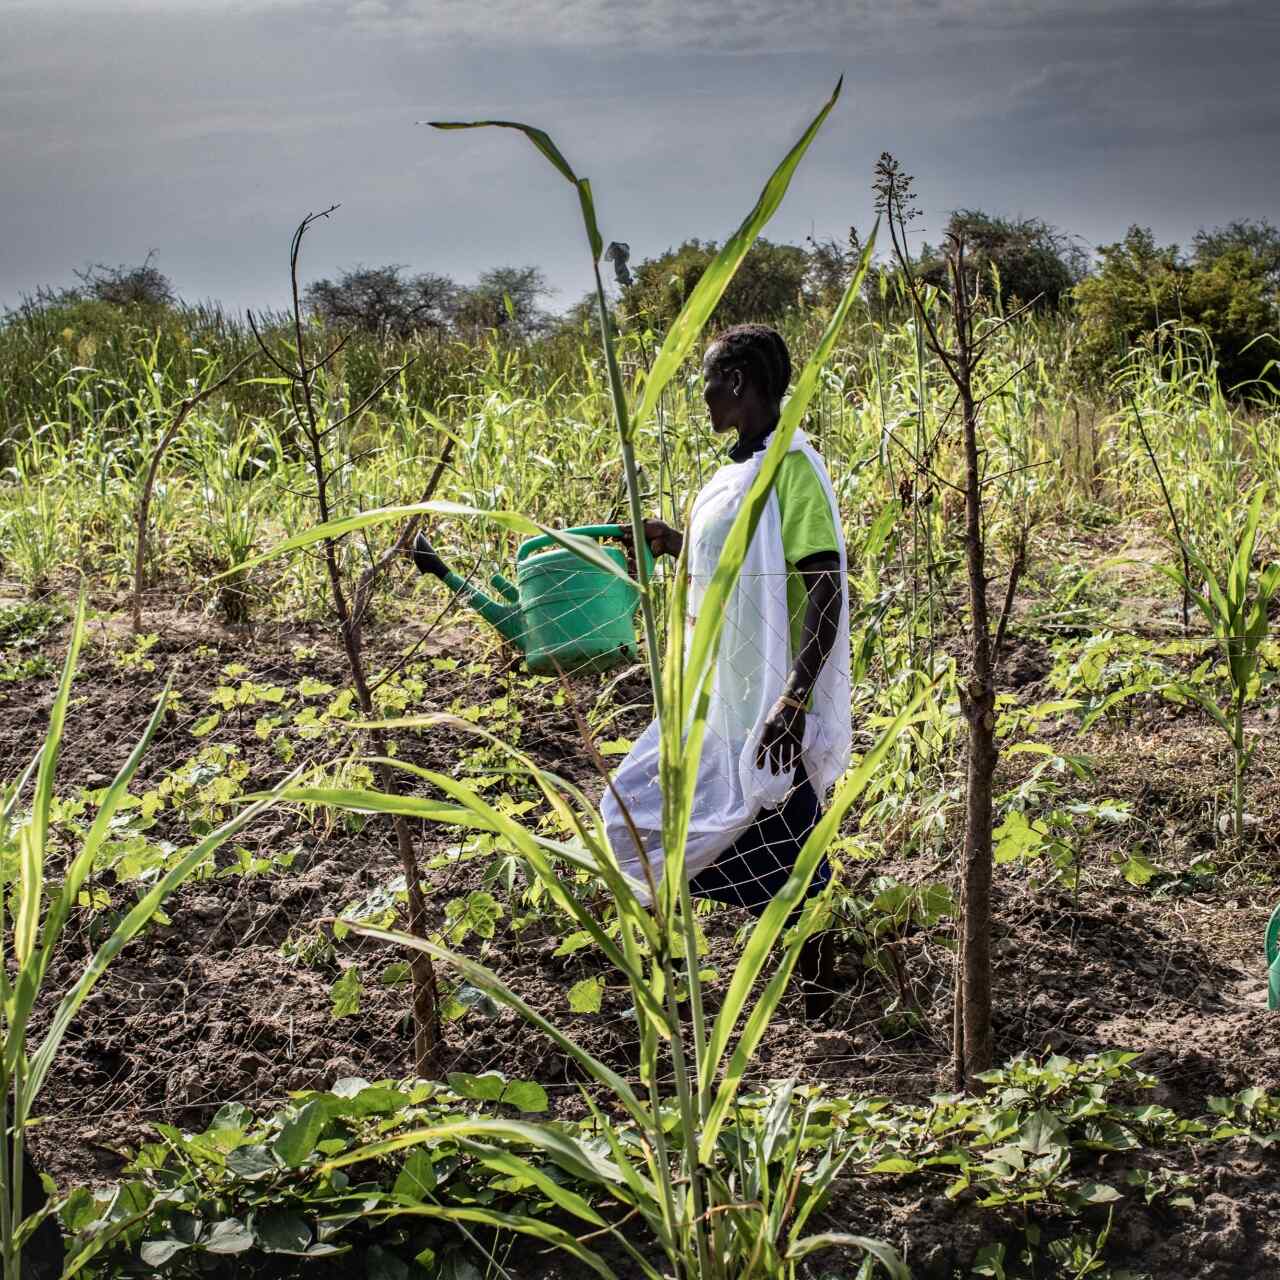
[702,324,792,436]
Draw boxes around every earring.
[733,386,741,398]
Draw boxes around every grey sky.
[3,0,1277,313]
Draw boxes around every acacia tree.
[914,210,1085,310]
[874,156,1032,1090]
[451,265,551,337]
[74,251,176,308]
[305,264,458,336]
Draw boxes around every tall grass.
[4,305,1276,619]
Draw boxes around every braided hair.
[707,324,792,408]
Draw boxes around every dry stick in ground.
[875,154,1024,1091]
[131,354,256,633]
[250,207,444,1073]
[1129,396,1192,634]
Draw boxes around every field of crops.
[3,116,1280,1280]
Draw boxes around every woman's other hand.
[620,519,684,559]
[756,697,804,775]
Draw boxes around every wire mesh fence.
[15,528,1240,1183]
[1,552,966,1187]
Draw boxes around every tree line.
[12,210,1280,394]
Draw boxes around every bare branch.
[991,534,1027,672]
[972,294,1044,352]
[352,436,458,627]
[245,310,295,379]
[975,359,1036,408]
[324,359,415,435]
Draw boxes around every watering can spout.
[412,532,526,649]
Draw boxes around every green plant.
[232,84,915,1278]
[0,486,63,594]
[300,326,912,1277]
[0,594,292,1280]
[59,1074,561,1278]
[1074,225,1279,393]
[0,601,61,651]
[1159,485,1280,841]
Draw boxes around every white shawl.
[602,431,851,899]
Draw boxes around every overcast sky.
[3,0,1277,314]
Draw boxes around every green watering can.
[1268,904,1280,1011]
[413,524,652,675]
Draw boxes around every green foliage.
[59,1075,556,1279]
[621,237,811,331]
[1193,217,1280,291]
[0,602,61,681]
[1159,486,1280,840]
[62,1061,1280,1279]
[450,266,552,338]
[915,209,1086,310]
[0,601,60,651]
[1073,225,1279,393]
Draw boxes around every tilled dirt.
[5,602,1280,1277]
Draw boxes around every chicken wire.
[2,574,949,1181]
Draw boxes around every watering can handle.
[1267,903,1280,966]
[516,524,631,563]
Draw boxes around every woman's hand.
[621,519,684,559]
[756,696,805,775]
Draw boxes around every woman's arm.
[756,551,842,775]
[620,519,683,558]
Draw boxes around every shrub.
[1073,225,1279,393]
[914,210,1085,311]
[74,254,176,309]
[304,264,458,337]
[621,237,810,331]
[450,265,552,338]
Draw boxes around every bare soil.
[6,591,1280,1278]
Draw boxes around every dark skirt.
[688,764,830,918]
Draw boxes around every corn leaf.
[787,1232,909,1279]
[631,78,845,438]
[14,593,86,968]
[339,922,648,1125]
[215,500,636,588]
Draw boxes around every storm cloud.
[2,0,1275,312]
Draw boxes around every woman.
[603,324,851,1019]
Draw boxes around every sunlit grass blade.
[15,591,86,967]
[215,500,637,587]
[631,77,845,437]
[306,752,668,1027]
[38,675,174,976]
[267,786,501,831]
[697,683,928,1156]
[787,1232,909,1279]
[322,1115,628,1188]
[7,675,178,1072]
[354,1203,616,1279]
